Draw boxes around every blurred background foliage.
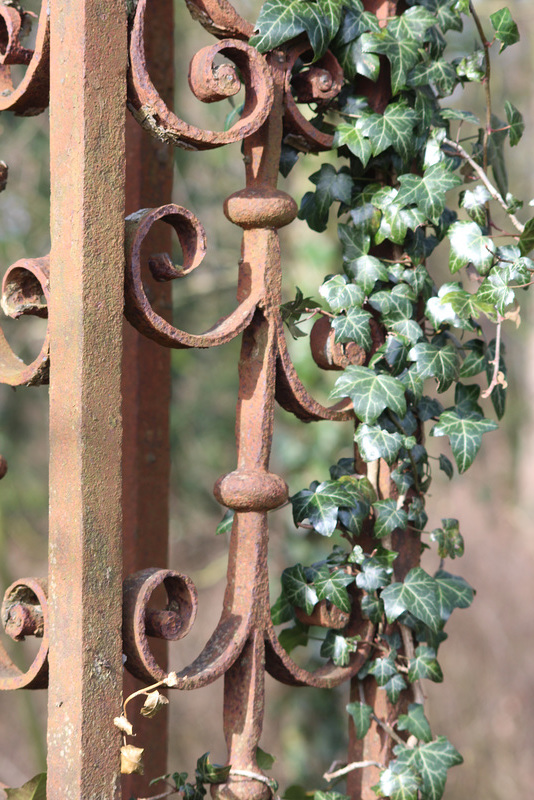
[1,1,534,797]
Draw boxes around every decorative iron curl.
[128,0,273,150]
[0,255,50,386]
[0,1,49,116]
[184,0,253,40]
[0,577,48,690]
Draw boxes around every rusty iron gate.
[0,1,415,799]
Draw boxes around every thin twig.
[442,137,525,233]
[481,314,504,398]
[323,760,384,781]
[469,1,492,173]
[371,712,406,746]
[400,624,425,705]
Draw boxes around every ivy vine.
[250,1,530,799]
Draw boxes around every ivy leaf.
[431,410,498,472]
[250,0,342,60]
[256,747,276,771]
[369,285,415,325]
[361,592,383,623]
[504,101,524,147]
[367,652,397,685]
[408,645,443,683]
[299,164,353,232]
[448,220,496,275]
[379,762,420,800]
[459,339,486,378]
[271,593,295,625]
[518,218,534,256]
[395,163,462,224]
[374,499,408,538]
[333,307,372,348]
[385,672,408,703]
[459,185,491,227]
[414,737,463,800]
[408,59,458,96]
[334,123,373,167]
[278,623,309,653]
[391,320,425,344]
[439,454,454,479]
[331,366,407,423]
[475,270,515,316]
[418,0,463,33]
[398,704,433,744]
[345,254,389,294]
[387,7,436,42]
[216,509,234,536]
[408,342,459,391]
[339,223,372,261]
[5,774,47,800]
[358,102,417,161]
[355,424,404,464]
[425,283,466,329]
[337,35,381,81]
[490,7,520,52]
[281,564,318,615]
[381,567,442,632]
[313,565,353,613]
[320,630,358,666]
[434,570,474,621]
[196,754,232,785]
[356,555,393,592]
[336,1,380,44]
[361,30,421,95]
[346,701,373,739]
[485,338,507,419]
[430,518,464,559]
[291,480,358,536]
[319,275,365,312]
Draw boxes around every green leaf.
[313,565,353,613]
[291,480,360,536]
[336,1,380,44]
[278,623,309,653]
[459,339,486,378]
[396,163,462,224]
[298,164,353,232]
[369,285,415,325]
[430,518,464,559]
[448,220,496,275]
[460,185,491,227]
[196,753,232,785]
[6,774,47,800]
[216,509,234,536]
[320,630,358,666]
[337,35,381,81]
[408,645,443,683]
[519,218,534,256]
[356,555,393,591]
[439,454,454,479]
[387,6,436,41]
[256,747,276,771]
[361,30,421,95]
[504,101,524,147]
[398,704,433,743]
[368,652,397,685]
[361,591,383,623]
[425,283,467,329]
[431,410,498,472]
[346,701,373,739]
[281,564,318,615]
[408,342,459,392]
[339,221,372,261]
[358,102,417,161]
[485,338,507,419]
[379,762,420,800]
[414,737,463,800]
[490,7,520,52]
[391,320,425,344]
[319,275,365,312]
[385,671,408,703]
[381,567,442,631]
[333,307,372,348]
[271,592,295,625]
[345,254,388,294]
[409,59,458,96]
[419,0,463,33]
[250,0,342,60]
[331,366,407,423]
[334,123,373,167]
[374,499,408,538]
[434,570,474,621]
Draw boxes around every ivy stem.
[481,313,504,398]
[469,0,492,173]
[370,712,406,746]
[323,760,384,781]
[400,624,425,705]
[442,137,525,233]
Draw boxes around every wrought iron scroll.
[123,3,373,799]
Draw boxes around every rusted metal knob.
[3,601,44,641]
[0,577,49,690]
[310,315,367,371]
[145,608,184,640]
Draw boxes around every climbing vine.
[249,1,529,799]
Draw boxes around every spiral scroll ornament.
[0,577,48,690]
[0,1,49,115]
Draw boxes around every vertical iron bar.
[122,1,174,795]
[47,1,127,798]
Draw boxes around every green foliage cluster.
[251,0,529,798]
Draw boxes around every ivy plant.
[250,1,529,798]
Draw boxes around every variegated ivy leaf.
[381,566,442,632]
[338,222,372,261]
[361,592,383,623]
[440,107,479,125]
[319,275,365,312]
[346,701,373,739]
[331,365,406,423]
[398,704,433,744]
[320,629,358,666]
[418,0,463,33]
[379,762,420,800]
[358,101,417,161]
[414,737,463,800]
[434,570,474,621]
[395,162,462,224]
[345,254,388,294]
[336,0,380,45]
[333,307,372,349]
[387,6,436,41]
[490,7,520,53]
[408,342,459,391]
[505,101,524,147]
[249,0,342,61]
[360,30,421,95]
[337,34,381,81]
[291,479,360,536]
[430,518,464,559]
[281,564,318,615]
[356,555,393,592]
[298,164,353,232]
[408,59,458,97]
[408,645,443,683]
[475,270,515,316]
[369,284,415,325]
[459,185,491,227]
[400,367,425,401]
[367,652,397,685]
[385,672,408,703]
[431,410,498,473]
[355,423,404,464]
[425,283,466,329]
[459,339,485,378]
[312,565,353,613]
[373,499,408,538]
[519,217,534,256]
[334,123,373,167]
[390,320,425,344]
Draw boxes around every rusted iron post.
[47,0,127,797]
[122,1,174,795]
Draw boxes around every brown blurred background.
[1,1,533,797]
